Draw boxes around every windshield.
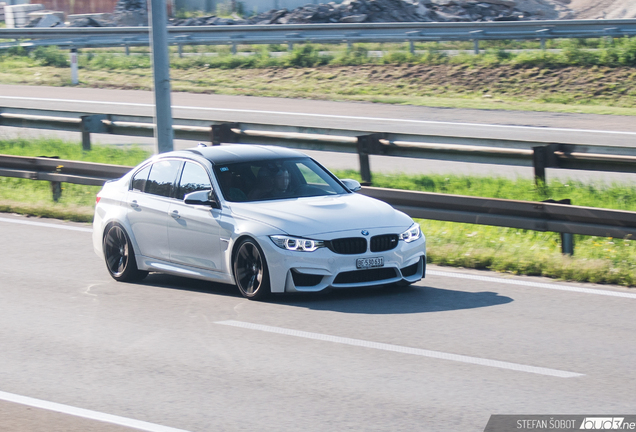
[213,157,349,202]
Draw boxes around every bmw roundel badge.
[361,230,369,236]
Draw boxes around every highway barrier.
[1,20,636,53]
[1,154,635,255]
[1,106,635,185]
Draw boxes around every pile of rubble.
[169,0,573,27]
[54,0,573,27]
[110,0,147,26]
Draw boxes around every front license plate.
[356,257,384,269]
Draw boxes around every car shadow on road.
[273,285,513,314]
[137,275,512,314]
[140,273,241,297]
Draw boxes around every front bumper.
[260,230,426,293]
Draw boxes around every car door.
[126,159,182,262]
[168,161,226,272]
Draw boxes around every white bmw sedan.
[93,145,426,299]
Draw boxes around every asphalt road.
[2,84,636,182]
[1,214,635,432]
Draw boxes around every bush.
[30,46,68,67]
[284,44,332,68]
[330,45,370,66]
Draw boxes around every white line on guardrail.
[215,320,583,378]
[2,96,636,137]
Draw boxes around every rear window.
[145,160,182,198]
[131,165,150,192]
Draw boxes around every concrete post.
[70,48,78,85]
[149,0,174,154]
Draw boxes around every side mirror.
[184,190,216,206]
[341,179,362,192]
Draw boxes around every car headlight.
[270,235,324,252]
[399,223,422,243]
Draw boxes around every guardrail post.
[125,45,130,56]
[231,43,237,54]
[409,40,415,54]
[211,123,239,146]
[536,29,550,50]
[80,114,109,151]
[356,133,386,186]
[50,181,62,202]
[533,144,562,186]
[470,30,483,54]
[533,145,548,185]
[178,44,183,58]
[287,42,293,51]
[561,232,574,255]
[544,198,574,254]
[70,48,78,85]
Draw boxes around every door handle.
[130,200,139,208]
[171,210,180,219]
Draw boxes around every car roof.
[176,144,307,165]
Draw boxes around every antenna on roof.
[197,143,207,148]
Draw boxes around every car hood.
[229,193,413,236]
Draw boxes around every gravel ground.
[568,0,636,19]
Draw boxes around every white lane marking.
[0,217,92,232]
[1,95,635,137]
[215,320,583,378]
[0,390,192,432]
[428,270,636,299]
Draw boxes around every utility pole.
[149,0,174,154]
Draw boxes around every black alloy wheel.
[233,238,270,300]
[103,224,148,282]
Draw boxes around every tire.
[233,238,271,300]
[103,223,148,282]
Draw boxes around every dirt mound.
[514,0,574,19]
[568,0,636,19]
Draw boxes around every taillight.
[96,196,101,204]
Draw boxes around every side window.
[297,162,328,187]
[131,164,151,192]
[177,162,211,200]
[145,160,182,198]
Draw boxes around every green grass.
[0,138,634,286]
[25,37,636,70]
[0,137,150,163]
[2,41,636,115]
[0,138,150,221]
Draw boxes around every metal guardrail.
[2,155,635,250]
[1,19,636,51]
[1,106,636,185]
[359,187,636,239]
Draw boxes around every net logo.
[580,418,626,430]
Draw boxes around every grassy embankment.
[0,38,636,114]
[1,138,635,287]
